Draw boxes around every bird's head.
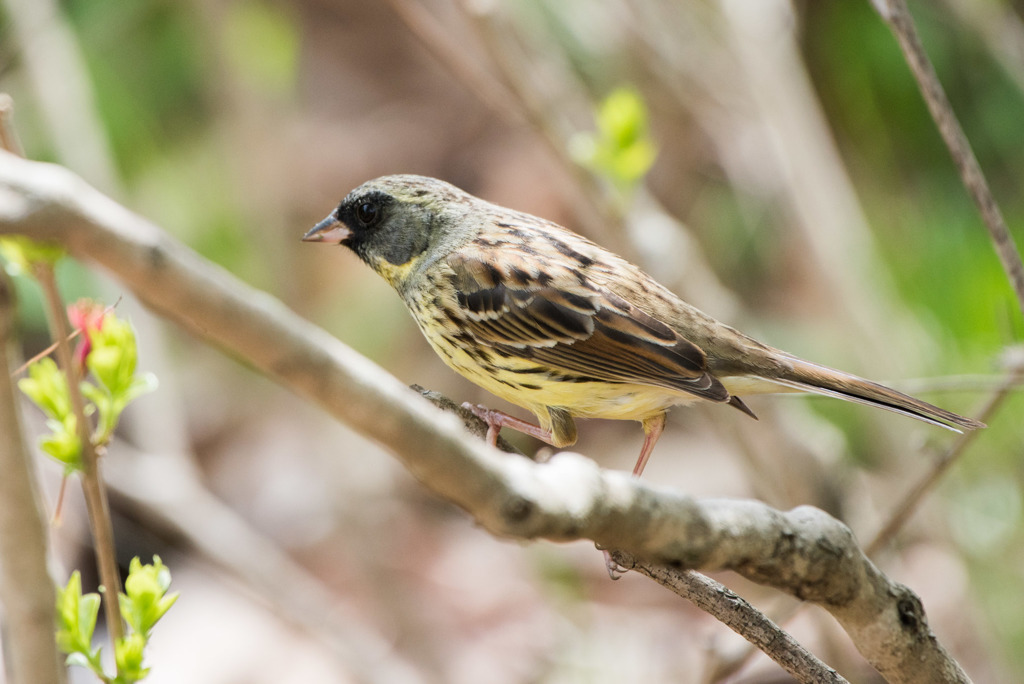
[303,175,475,289]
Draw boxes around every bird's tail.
[770,356,985,433]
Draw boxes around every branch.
[872,0,1024,318]
[0,151,970,682]
[614,555,848,683]
[35,264,125,645]
[0,267,62,684]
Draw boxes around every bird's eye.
[355,200,380,227]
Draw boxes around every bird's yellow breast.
[414,313,698,431]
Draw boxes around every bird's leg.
[606,413,668,579]
[632,413,666,477]
[461,403,553,447]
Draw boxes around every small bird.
[304,175,983,477]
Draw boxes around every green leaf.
[18,357,72,422]
[121,556,177,637]
[570,87,658,195]
[80,381,108,410]
[114,633,150,683]
[87,317,140,397]
[40,423,82,471]
[596,88,648,148]
[78,593,101,649]
[55,571,103,671]
[82,316,157,445]
[82,381,118,445]
[55,572,84,651]
[19,358,83,469]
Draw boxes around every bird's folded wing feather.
[445,251,729,403]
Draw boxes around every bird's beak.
[302,214,351,244]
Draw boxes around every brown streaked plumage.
[304,175,984,477]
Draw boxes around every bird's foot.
[603,550,628,580]
[461,402,502,446]
[460,403,554,447]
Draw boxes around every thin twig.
[13,329,82,376]
[706,5,1024,663]
[617,556,848,684]
[872,0,1024,318]
[35,264,124,646]
[52,473,69,525]
[704,599,806,683]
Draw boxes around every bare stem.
[873,0,1024,318]
[35,264,124,646]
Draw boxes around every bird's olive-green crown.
[331,175,479,277]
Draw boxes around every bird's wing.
[444,248,730,403]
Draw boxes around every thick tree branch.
[0,151,969,682]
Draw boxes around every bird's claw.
[461,401,492,422]
[461,402,502,446]
[603,550,628,580]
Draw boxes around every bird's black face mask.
[304,190,432,269]
[343,192,432,267]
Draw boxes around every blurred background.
[1,0,1023,682]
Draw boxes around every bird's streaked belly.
[423,325,702,424]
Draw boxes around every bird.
[303,174,984,478]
